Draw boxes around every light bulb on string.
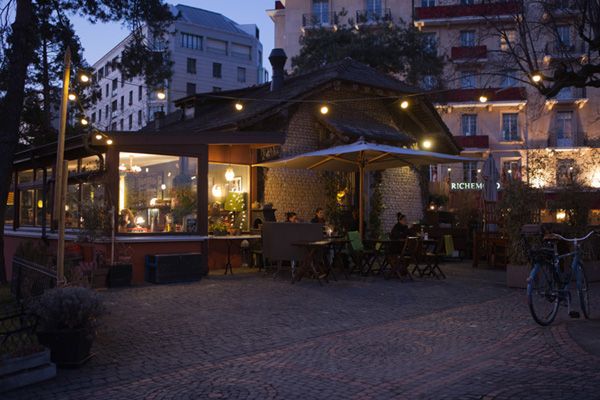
[234,102,243,111]
[156,90,166,100]
[68,93,77,101]
[80,117,89,126]
[400,100,409,109]
[320,105,329,115]
[79,73,90,83]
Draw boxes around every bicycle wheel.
[578,267,591,319]
[527,262,560,326]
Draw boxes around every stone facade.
[263,95,424,230]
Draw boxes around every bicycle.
[525,229,595,326]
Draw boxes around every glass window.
[138,86,143,101]
[118,153,198,233]
[187,57,197,74]
[128,114,133,130]
[312,0,330,24]
[81,155,103,172]
[112,78,118,91]
[186,83,197,96]
[18,170,34,184]
[429,165,438,182]
[502,113,519,141]
[422,32,437,54]
[206,38,228,55]
[19,189,36,226]
[461,114,477,136]
[138,110,143,126]
[460,30,476,47]
[212,86,222,92]
[129,90,133,105]
[5,186,14,225]
[500,70,517,88]
[463,161,478,183]
[556,159,575,185]
[366,0,382,14]
[557,25,571,47]
[556,111,573,147]
[98,109,102,122]
[421,0,435,6]
[212,63,222,78]
[181,32,203,50]
[120,95,124,111]
[237,67,246,83]
[460,71,476,89]
[502,160,521,181]
[208,163,250,233]
[461,0,474,4]
[421,75,437,90]
[500,30,516,51]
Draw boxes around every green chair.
[347,231,377,276]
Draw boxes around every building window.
[463,161,478,183]
[429,165,438,182]
[118,153,198,233]
[556,25,571,47]
[119,119,123,130]
[98,67,104,80]
[460,30,476,47]
[111,122,117,131]
[500,30,516,51]
[105,104,109,118]
[461,114,477,136]
[138,110,143,126]
[421,0,435,6]
[187,58,197,74]
[422,32,437,55]
[231,43,251,60]
[138,86,143,101]
[112,78,118,91]
[208,163,250,232]
[105,83,109,97]
[212,63,222,78]
[312,0,330,24]
[186,82,197,96]
[121,75,124,87]
[181,32,202,50]
[237,67,246,83]
[366,0,382,14]
[502,159,521,181]
[500,70,517,88]
[129,90,133,105]
[212,87,222,92]
[460,71,476,89]
[556,159,575,185]
[98,109,102,122]
[555,111,573,147]
[111,100,117,113]
[120,95,124,111]
[206,38,228,55]
[460,0,474,4]
[91,112,96,123]
[502,113,519,141]
[128,114,133,130]
[421,75,437,90]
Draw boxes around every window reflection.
[118,152,198,233]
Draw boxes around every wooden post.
[53,47,71,284]
[359,156,365,239]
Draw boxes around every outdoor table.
[291,239,344,284]
[210,235,261,275]
[363,238,406,276]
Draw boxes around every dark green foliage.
[291,14,444,87]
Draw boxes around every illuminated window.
[208,163,250,232]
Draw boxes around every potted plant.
[209,220,228,236]
[29,287,105,367]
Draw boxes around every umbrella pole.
[359,163,364,239]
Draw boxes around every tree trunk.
[0,0,36,283]
[42,36,52,138]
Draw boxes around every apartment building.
[269,0,600,222]
[88,4,267,132]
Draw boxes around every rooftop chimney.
[269,48,287,92]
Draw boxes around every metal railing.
[356,8,392,24]
[302,12,339,28]
[11,257,57,302]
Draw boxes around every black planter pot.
[37,329,94,367]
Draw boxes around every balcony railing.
[548,131,586,148]
[414,1,520,21]
[453,135,489,149]
[302,12,339,28]
[553,87,586,101]
[451,45,487,60]
[544,41,587,56]
[433,87,527,104]
[356,8,392,24]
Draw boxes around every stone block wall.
[380,167,424,232]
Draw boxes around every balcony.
[302,12,339,29]
[548,131,586,148]
[356,8,392,25]
[451,45,487,61]
[543,41,587,59]
[414,1,520,25]
[453,135,489,149]
[433,87,527,105]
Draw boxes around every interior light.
[37,200,44,209]
[400,100,409,109]
[421,139,432,150]
[135,216,145,225]
[225,167,235,182]
[95,134,103,140]
[106,139,113,145]
[212,184,223,198]
[447,168,452,172]
[479,95,488,103]
[160,184,167,190]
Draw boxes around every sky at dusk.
[71,0,275,71]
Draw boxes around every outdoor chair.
[420,238,446,279]
[347,231,378,276]
[383,239,413,281]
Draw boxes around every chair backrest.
[262,222,323,262]
[347,231,363,252]
[404,237,420,256]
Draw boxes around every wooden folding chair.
[347,231,377,276]
[421,238,446,279]
[384,239,413,281]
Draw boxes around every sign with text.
[450,182,501,190]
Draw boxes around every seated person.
[390,212,409,240]
[285,211,299,223]
[310,207,326,224]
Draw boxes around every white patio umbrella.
[255,138,479,237]
[482,154,500,203]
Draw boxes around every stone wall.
[264,94,425,228]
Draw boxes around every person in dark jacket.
[390,212,409,240]
[310,207,326,224]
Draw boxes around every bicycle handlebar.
[548,231,597,243]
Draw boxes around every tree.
[0,0,175,283]
[481,0,600,97]
[291,13,444,87]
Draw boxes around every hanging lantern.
[212,184,223,198]
[225,166,235,182]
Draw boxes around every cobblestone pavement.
[6,264,600,400]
